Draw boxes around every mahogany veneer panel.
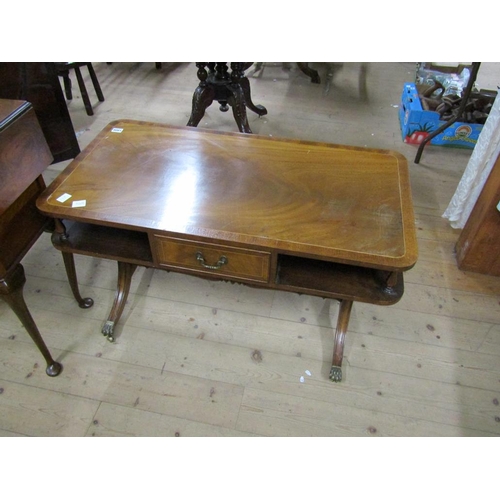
[37,121,418,272]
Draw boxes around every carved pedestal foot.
[239,77,268,116]
[297,63,321,84]
[187,84,215,127]
[227,87,252,133]
[329,365,342,382]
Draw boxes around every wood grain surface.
[37,121,417,270]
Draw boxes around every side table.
[36,121,418,382]
[0,99,62,376]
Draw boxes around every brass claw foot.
[330,365,342,382]
[102,320,115,343]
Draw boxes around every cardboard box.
[398,82,483,149]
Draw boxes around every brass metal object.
[196,252,228,270]
[330,365,342,382]
[102,320,115,342]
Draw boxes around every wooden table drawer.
[153,235,271,283]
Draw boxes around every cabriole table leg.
[330,299,353,382]
[0,264,62,376]
[61,251,94,309]
[102,261,137,342]
[53,219,94,309]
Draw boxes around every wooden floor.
[1,62,500,437]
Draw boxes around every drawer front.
[153,235,270,283]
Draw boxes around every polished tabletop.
[1,99,51,215]
[37,120,418,270]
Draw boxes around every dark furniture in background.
[414,62,481,164]
[456,151,500,276]
[55,62,105,116]
[0,99,62,376]
[187,63,267,133]
[0,62,80,163]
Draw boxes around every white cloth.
[442,92,500,228]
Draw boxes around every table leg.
[187,63,215,128]
[102,261,137,342]
[297,63,321,84]
[227,85,252,133]
[74,65,93,116]
[330,299,353,382]
[187,84,215,127]
[239,75,267,117]
[87,63,105,102]
[228,63,252,133]
[53,220,94,309]
[61,251,94,309]
[0,264,62,376]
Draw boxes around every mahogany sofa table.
[36,120,418,382]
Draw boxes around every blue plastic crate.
[398,82,483,149]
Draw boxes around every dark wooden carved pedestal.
[187,63,267,133]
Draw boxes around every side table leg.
[102,261,137,342]
[53,219,94,309]
[330,299,353,382]
[187,84,216,127]
[187,63,215,127]
[297,63,321,84]
[229,63,252,133]
[0,264,62,376]
[227,86,252,133]
[61,251,94,309]
[239,76,267,116]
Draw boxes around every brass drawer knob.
[196,251,228,270]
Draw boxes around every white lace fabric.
[442,92,500,229]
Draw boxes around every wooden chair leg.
[86,63,105,102]
[61,70,73,100]
[73,66,93,115]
